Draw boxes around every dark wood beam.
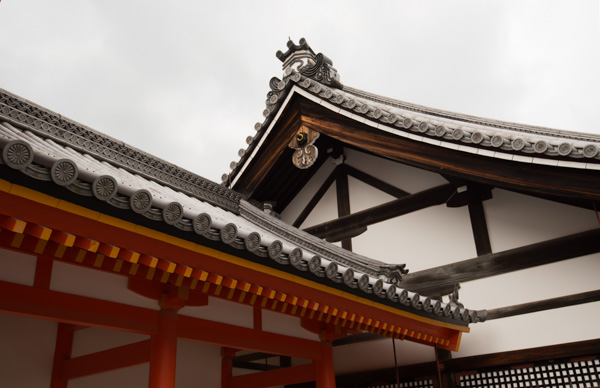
[323,226,367,243]
[336,166,352,250]
[444,338,600,371]
[400,229,600,296]
[345,165,410,199]
[486,289,600,320]
[299,99,600,203]
[304,184,456,239]
[232,361,280,371]
[292,165,339,228]
[468,200,492,255]
[233,352,278,363]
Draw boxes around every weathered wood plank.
[486,289,600,320]
[468,200,492,255]
[304,184,456,239]
[400,229,600,295]
[345,164,410,199]
[445,338,600,371]
[336,166,352,250]
[299,99,600,202]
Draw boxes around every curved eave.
[0,181,469,351]
[230,80,600,204]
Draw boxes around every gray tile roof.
[224,38,600,186]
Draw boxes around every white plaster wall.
[280,148,600,367]
[0,314,57,388]
[334,337,435,374]
[0,248,37,286]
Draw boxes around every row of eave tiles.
[0,121,484,324]
[224,71,600,182]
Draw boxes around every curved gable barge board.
[263,95,600,203]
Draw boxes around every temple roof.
[223,39,600,207]
[0,88,486,333]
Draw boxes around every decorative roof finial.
[276,38,342,88]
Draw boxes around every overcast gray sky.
[1,1,598,182]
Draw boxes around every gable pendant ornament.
[289,127,320,169]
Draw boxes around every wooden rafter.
[344,164,409,199]
[335,165,352,250]
[400,229,600,296]
[486,289,600,320]
[303,184,456,239]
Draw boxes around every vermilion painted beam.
[0,215,26,233]
[0,280,322,360]
[62,339,151,380]
[178,314,321,360]
[228,363,316,388]
[0,279,159,334]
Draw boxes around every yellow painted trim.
[54,244,67,259]
[146,268,156,280]
[34,239,48,254]
[160,271,170,283]
[113,259,124,273]
[129,263,139,276]
[11,233,24,248]
[0,179,13,193]
[75,249,86,263]
[9,184,60,208]
[93,254,104,268]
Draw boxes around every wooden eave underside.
[0,180,467,351]
[233,97,600,211]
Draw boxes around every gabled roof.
[224,38,600,209]
[0,87,485,351]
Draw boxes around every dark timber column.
[315,331,336,388]
[435,346,455,388]
[50,323,76,388]
[221,348,237,388]
[149,296,181,388]
[336,166,352,251]
[466,186,491,256]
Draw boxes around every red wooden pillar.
[221,347,237,388]
[148,306,179,388]
[50,323,75,388]
[314,331,336,388]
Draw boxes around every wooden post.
[221,348,237,388]
[315,330,336,388]
[149,308,179,388]
[435,346,455,388]
[336,166,352,251]
[50,323,75,388]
